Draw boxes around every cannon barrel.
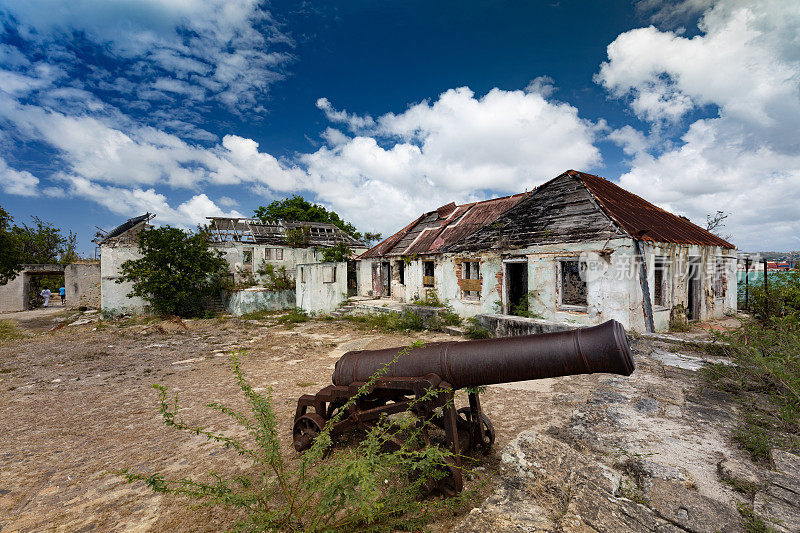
[332,319,634,389]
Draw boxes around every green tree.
[0,206,21,285]
[254,195,363,240]
[118,226,231,317]
[0,208,81,285]
[321,241,352,262]
[11,216,78,264]
[363,232,382,246]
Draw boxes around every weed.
[617,478,650,506]
[464,317,491,339]
[736,502,778,533]
[0,320,24,341]
[344,310,426,333]
[239,309,284,321]
[702,316,800,461]
[256,263,294,292]
[412,290,446,308]
[669,319,692,332]
[296,381,315,387]
[277,307,310,326]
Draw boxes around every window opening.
[560,260,587,306]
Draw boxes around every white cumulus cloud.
[598,0,800,250]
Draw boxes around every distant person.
[40,287,52,308]
[59,286,66,306]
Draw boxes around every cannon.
[292,319,634,494]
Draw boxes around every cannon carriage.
[292,319,635,494]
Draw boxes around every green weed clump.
[412,290,446,308]
[121,344,481,532]
[277,308,310,325]
[344,310,426,333]
[703,316,800,461]
[464,317,491,339]
[0,319,23,341]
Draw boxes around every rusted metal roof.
[360,170,735,259]
[569,170,735,248]
[358,192,528,259]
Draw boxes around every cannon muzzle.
[332,319,634,389]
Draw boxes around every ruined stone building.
[357,170,737,333]
[99,214,366,314]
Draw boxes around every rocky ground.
[0,310,797,532]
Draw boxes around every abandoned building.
[0,262,101,313]
[99,213,366,314]
[357,170,737,333]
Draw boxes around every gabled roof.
[361,170,735,258]
[570,170,735,249]
[359,192,528,259]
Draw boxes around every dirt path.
[0,315,755,532]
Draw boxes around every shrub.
[118,226,231,317]
[277,307,310,325]
[412,290,446,308]
[257,263,294,292]
[703,316,800,461]
[747,268,800,324]
[121,346,481,531]
[321,242,352,263]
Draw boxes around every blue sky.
[1,0,798,254]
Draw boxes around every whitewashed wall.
[100,245,148,314]
[296,262,348,314]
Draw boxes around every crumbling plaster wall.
[64,262,100,308]
[520,238,642,330]
[100,244,148,314]
[215,243,322,283]
[226,288,295,316]
[644,242,738,328]
[0,272,28,312]
[357,259,375,296]
[296,262,347,314]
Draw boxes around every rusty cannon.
[292,319,634,494]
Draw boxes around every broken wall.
[296,262,347,314]
[226,288,295,316]
[64,262,100,309]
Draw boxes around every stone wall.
[476,313,579,337]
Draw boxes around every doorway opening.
[380,261,391,297]
[346,260,357,297]
[687,259,701,320]
[505,261,528,316]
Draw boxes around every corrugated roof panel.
[571,171,735,249]
[359,193,528,258]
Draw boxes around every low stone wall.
[226,288,295,316]
[476,313,579,337]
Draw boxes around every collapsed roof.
[207,217,364,247]
[95,213,154,244]
[359,192,529,258]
